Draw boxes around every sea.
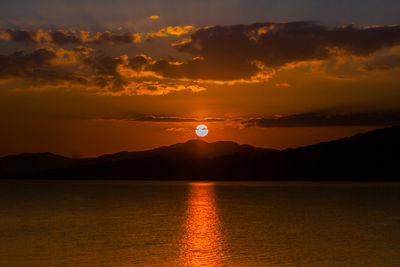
[0,180,399,266]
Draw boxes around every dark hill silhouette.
[96,139,276,161]
[252,126,400,180]
[1,126,399,180]
[0,140,276,177]
[0,153,77,176]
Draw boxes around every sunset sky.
[1,0,400,157]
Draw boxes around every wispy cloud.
[275,82,291,87]
[165,127,185,132]
[242,111,400,127]
[0,29,141,45]
[145,25,194,40]
[132,116,225,122]
[149,15,160,20]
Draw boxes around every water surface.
[0,180,400,266]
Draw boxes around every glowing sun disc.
[196,124,208,137]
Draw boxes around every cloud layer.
[0,25,196,45]
[160,22,400,81]
[0,47,204,95]
[0,29,141,45]
[1,22,400,95]
[133,116,225,122]
[243,111,400,127]
[131,111,400,127]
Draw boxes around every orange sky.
[0,1,399,157]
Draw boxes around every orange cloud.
[0,47,207,96]
[242,111,400,127]
[362,46,400,71]
[133,116,225,122]
[149,15,160,20]
[171,22,400,81]
[146,25,194,40]
[2,22,400,96]
[166,127,185,132]
[276,82,292,87]
[0,29,141,45]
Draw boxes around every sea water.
[0,180,399,266]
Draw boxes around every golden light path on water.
[179,182,225,266]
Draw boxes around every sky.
[0,0,400,157]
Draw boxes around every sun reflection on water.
[179,182,225,267]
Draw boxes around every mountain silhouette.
[1,126,399,181]
[96,139,276,161]
[0,152,76,177]
[0,140,276,177]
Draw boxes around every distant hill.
[95,139,276,161]
[0,140,276,178]
[0,153,77,177]
[0,126,399,181]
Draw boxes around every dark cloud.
[1,48,56,80]
[82,51,129,91]
[6,29,37,44]
[243,111,400,127]
[0,47,89,85]
[129,55,149,70]
[88,31,141,45]
[49,30,82,45]
[133,116,225,122]
[179,22,400,61]
[151,55,259,81]
[0,47,205,95]
[0,49,55,74]
[3,22,400,83]
[329,24,400,55]
[151,22,400,81]
[2,22,400,94]
[364,54,400,71]
[0,29,141,45]
[83,51,122,76]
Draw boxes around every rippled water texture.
[0,181,400,266]
[179,183,225,266]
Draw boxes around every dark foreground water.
[0,181,400,266]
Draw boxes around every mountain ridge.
[0,140,277,177]
[1,126,399,180]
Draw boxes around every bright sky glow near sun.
[0,0,399,157]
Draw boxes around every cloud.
[0,29,141,45]
[160,22,400,81]
[2,22,400,94]
[0,47,205,96]
[0,47,87,84]
[80,51,207,95]
[178,22,400,63]
[0,25,196,45]
[87,31,141,44]
[135,116,197,122]
[94,111,400,128]
[126,82,206,96]
[242,111,400,127]
[149,15,160,20]
[363,54,400,71]
[166,127,185,132]
[133,116,225,122]
[145,25,194,40]
[3,22,400,85]
[275,82,291,87]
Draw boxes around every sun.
[195,124,208,137]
